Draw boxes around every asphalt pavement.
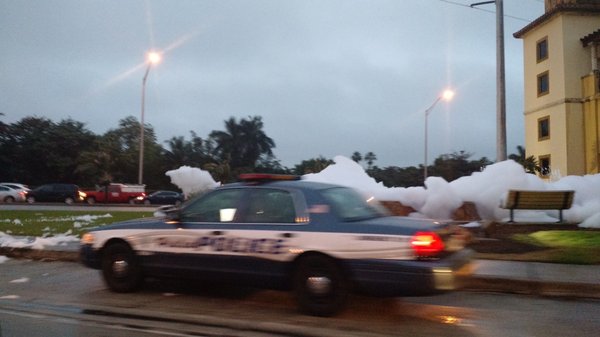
[1,240,599,300]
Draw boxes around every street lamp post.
[138,51,161,185]
[424,89,454,182]
[470,0,507,162]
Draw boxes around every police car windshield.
[320,187,386,221]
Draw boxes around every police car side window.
[244,189,296,223]
[181,189,244,222]
[321,187,384,221]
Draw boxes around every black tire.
[26,196,35,204]
[144,199,151,205]
[86,197,96,205]
[65,197,74,205]
[129,198,136,205]
[4,196,15,203]
[101,242,143,293]
[293,255,348,317]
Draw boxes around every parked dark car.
[26,183,86,204]
[142,190,184,205]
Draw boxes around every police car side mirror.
[154,205,180,219]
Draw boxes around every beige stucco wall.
[520,11,600,176]
[583,74,600,173]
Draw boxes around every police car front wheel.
[101,242,143,293]
[293,255,348,317]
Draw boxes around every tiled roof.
[581,29,600,46]
[514,4,600,38]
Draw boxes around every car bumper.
[346,249,475,296]
[80,244,101,269]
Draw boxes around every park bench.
[501,190,575,223]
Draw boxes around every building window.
[539,155,551,177]
[538,116,550,140]
[537,71,549,96]
[536,37,548,62]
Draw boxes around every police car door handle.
[280,232,295,238]
[211,230,224,236]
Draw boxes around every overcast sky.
[0,0,545,168]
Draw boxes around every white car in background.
[0,185,27,203]
[0,182,30,193]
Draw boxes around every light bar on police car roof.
[239,173,301,181]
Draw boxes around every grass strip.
[514,230,600,248]
[513,230,600,265]
[0,210,154,238]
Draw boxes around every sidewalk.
[466,259,600,299]
[1,241,599,300]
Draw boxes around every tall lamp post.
[471,0,507,162]
[424,89,455,182]
[138,51,161,185]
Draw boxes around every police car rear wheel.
[101,242,143,293]
[293,255,348,317]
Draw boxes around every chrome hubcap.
[306,276,331,295]
[112,260,129,277]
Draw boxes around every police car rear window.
[320,187,385,221]
[181,189,245,222]
[245,189,296,223]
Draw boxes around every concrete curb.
[0,247,79,262]
[465,277,600,299]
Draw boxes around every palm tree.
[238,116,275,168]
[508,146,540,174]
[209,116,275,170]
[364,152,377,169]
[164,136,191,166]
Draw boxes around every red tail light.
[411,231,445,257]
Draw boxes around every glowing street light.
[423,89,455,182]
[138,50,162,185]
[147,51,161,64]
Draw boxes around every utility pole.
[471,0,507,162]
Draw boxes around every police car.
[80,174,473,316]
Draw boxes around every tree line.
[0,114,532,190]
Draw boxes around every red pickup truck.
[83,183,146,204]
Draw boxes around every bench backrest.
[504,190,574,210]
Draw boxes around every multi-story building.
[514,0,600,178]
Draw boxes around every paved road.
[1,259,599,337]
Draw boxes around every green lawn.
[0,210,154,238]
[515,230,600,248]
[514,230,600,264]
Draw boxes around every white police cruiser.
[80,174,473,316]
